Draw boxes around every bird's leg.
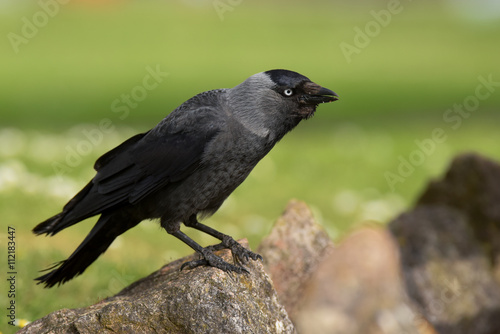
[165,221,248,274]
[184,215,263,265]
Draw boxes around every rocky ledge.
[21,152,500,334]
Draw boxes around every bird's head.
[230,69,338,120]
[262,69,339,119]
[228,69,338,139]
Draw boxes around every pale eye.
[283,89,294,96]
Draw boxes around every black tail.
[32,212,67,236]
[33,181,94,236]
[36,214,140,288]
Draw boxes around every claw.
[225,239,262,264]
[180,248,248,274]
[204,239,263,264]
[179,237,262,275]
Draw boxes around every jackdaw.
[33,69,338,287]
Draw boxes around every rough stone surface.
[390,153,500,334]
[20,240,295,334]
[259,200,434,334]
[418,153,500,223]
[21,153,500,334]
[257,199,333,320]
[295,225,433,334]
[390,206,500,334]
[418,152,500,283]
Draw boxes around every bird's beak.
[300,82,339,105]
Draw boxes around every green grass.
[3,114,500,330]
[1,1,500,332]
[1,1,499,127]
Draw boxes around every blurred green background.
[1,0,500,330]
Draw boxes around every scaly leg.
[168,228,248,274]
[184,215,263,265]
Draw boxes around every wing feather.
[35,103,224,236]
[81,108,222,214]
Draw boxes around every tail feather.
[32,213,65,236]
[36,214,140,288]
[33,181,94,236]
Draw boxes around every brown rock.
[20,240,295,334]
[258,200,434,334]
[390,153,500,334]
[390,206,500,334]
[295,225,431,334]
[257,199,333,320]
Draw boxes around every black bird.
[33,69,339,287]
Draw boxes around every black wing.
[40,108,222,234]
[94,128,218,205]
[93,121,219,208]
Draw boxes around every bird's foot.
[225,236,263,263]
[180,248,249,274]
[205,237,262,264]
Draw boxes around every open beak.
[301,82,339,105]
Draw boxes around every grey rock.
[20,240,295,334]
